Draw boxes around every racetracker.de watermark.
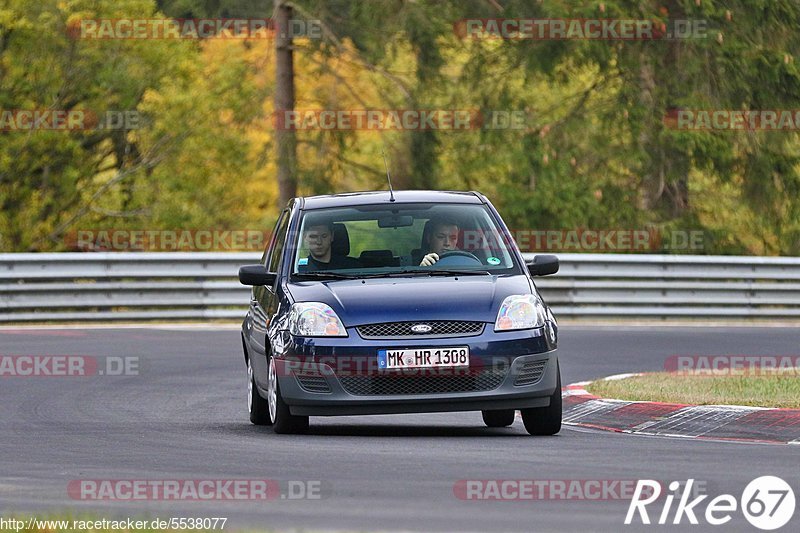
[272,109,532,131]
[279,355,506,378]
[67,479,325,500]
[67,18,322,40]
[665,109,800,131]
[453,479,708,501]
[0,110,140,131]
[65,229,270,252]
[454,18,708,40]
[65,227,705,253]
[468,229,705,253]
[0,356,139,377]
[664,355,800,376]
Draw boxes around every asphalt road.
[1,325,798,533]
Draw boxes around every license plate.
[377,347,469,369]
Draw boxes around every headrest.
[359,249,394,268]
[331,223,350,256]
[420,219,434,251]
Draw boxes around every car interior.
[297,204,515,271]
[333,220,503,268]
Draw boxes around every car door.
[249,207,291,388]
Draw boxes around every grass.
[585,371,800,408]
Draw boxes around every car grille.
[338,368,507,396]
[357,320,484,339]
[514,360,547,386]
[295,373,332,393]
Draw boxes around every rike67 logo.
[626,477,796,530]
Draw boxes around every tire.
[482,409,516,428]
[521,363,562,436]
[248,357,272,425]
[267,355,309,434]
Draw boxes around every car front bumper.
[259,325,559,416]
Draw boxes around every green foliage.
[1,0,798,255]
[0,0,189,250]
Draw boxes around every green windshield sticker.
[487,257,501,265]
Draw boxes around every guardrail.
[1,253,799,322]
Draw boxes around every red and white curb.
[562,374,800,445]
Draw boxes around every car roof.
[300,190,484,210]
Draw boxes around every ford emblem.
[410,324,432,334]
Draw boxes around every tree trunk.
[274,0,297,207]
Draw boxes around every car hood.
[286,275,534,326]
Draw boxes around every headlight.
[494,294,546,331]
[288,302,348,337]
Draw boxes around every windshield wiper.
[357,269,491,278]
[420,269,492,276]
[295,269,492,281]
[293,272,358,280]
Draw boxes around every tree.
[273,0,297,206]
[0,0,193,250]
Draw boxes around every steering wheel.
[434,250,482,267]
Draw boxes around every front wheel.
[520,363,562,436]
[248,357,272,425]
[267,355,309,434]
[482,409,516,428]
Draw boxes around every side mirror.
[526,255,559,276]
[239,264,277,286]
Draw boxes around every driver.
[419,217,460,266]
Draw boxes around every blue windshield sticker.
[298,258,309,266]
[487,257,501,265]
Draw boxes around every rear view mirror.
[239,264,277,286]
[526,255,559,276]
[378,215,414,228]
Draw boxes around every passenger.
[301,222,361,270]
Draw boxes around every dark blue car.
[239,191,561,435]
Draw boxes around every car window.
[267,210,290,273]
[346,219,426,257]
[291,203,520,276]
[261,214,282,266]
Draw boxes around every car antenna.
[381,148,396,202]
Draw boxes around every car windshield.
[291,203,521,277]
